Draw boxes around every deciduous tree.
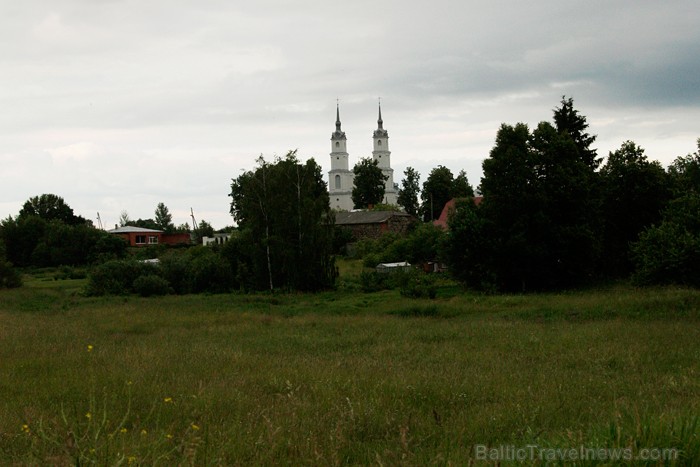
[19,194,86,225]
[599,141,670,276]
[229,151,336,291]
[421,166,454,221]
[352,158,387,209]
[397,167,420,216]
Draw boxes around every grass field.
[1,266,699,465]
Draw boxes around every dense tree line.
[0,194,126,269]
[443,97,700,291]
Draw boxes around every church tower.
[372,102,398,205]
[328,104,354,211]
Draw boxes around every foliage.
[553,96,601,170]
[133,274,171,297]
[18,193,87,226]
[118,210,132,227]
[599,141,671,277]
[452,169,475,198]
[0,243,21,289]
[420,165,455,221]
[443,198,496,291]
[668,138,700,196]
[451,98,601,292]
[632,193,700,286]
[192,220,215,244]
[188,248,234,294]
[85,260,159,296]
[230,151,336,291]
[0,215,127,268]
[351,157,388,209]
[398,269,437,299]
[397,166,420,216]
[154,202,175,233]
[132,218,160,230]
[352,224,444,268]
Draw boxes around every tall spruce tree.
[154,202,175,232]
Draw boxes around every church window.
[378,140,382,146]
[336,142,339,148]
[335,174,341,189]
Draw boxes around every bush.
[359,270,389,292]
[85,260,159,296]
[190,252,234,293]
[0,259,22,289]
[133,274,171,297]
[159,253,193,294]
[632,222,700,287]
[632,194,700,287]
[399,270,437,299]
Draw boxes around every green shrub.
[0,259,22,288]
[159,253,193,294]
[359,270,388,292]
[362,253,382,269]
[399,270,437,299]
[85,260,158,296]
[133,274,171,297]
[190,251,234,294]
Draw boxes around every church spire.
[373,99,388,138]
[336,102,342,132]
[332,101,346,140]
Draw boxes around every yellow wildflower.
[191,423,200,431]
[166,434,173,439]
[22,424,30,434]
[120,428,128,434]
[140,429,147,436]
[85,412,92,420]
[163,397,173,403]
[87,344,94,352]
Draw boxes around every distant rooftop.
[108,225,163,234]
[335,210,413,225]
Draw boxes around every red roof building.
[108,226,191,247]
[432,196,483,230]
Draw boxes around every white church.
[328,104,398,211]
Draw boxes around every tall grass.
[1,278,699,464]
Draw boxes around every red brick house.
[108,226,191,247]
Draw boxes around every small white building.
[376,261,412,273]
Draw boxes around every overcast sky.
[2,0,699,229]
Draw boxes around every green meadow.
[1,265,699,465]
